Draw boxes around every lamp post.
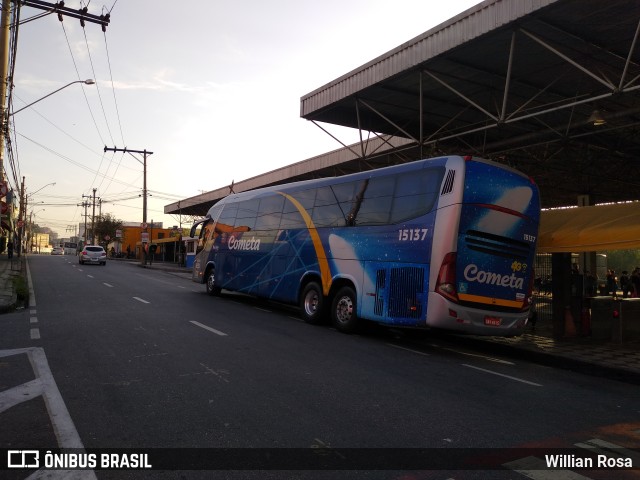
[29,208,45,254]
[27,182,56,197]
[10,79,95,116]
[19,182,55,256]
[1,77,92,248]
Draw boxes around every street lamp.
[29,208,45,253]
[10,79,95,116]
[27,182,56,198]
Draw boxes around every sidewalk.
[0,255,23,313]
[2,254,639,384]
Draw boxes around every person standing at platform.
[631,268,640,298]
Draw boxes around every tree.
[95,213,123,246]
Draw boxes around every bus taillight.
[436,252,459,303]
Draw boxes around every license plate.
[484,316,502,326]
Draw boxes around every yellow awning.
[538,203,640,253]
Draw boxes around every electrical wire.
[60,21,105,145]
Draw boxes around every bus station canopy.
[538,203,640,253]
[167,0,640,255]
[300,0,640,210]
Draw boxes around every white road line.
[574,438,640,464]
[133,297,150,304]
[30,317,38,324]
[190,321,228,336]
[462,364,543,386]
[431,344,515,365]
[26,257,36,308]
[30,328,40,340]
[103,283,114,288]
[87,275,94,279]
[254,307,272,313]
[503,456,592,479]
[387,343,430,356]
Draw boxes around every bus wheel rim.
[304,290,319,316]
[335,296,353,323]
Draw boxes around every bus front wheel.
[205,269,221,296]
[331,286,358,333]
[300,281,325,324]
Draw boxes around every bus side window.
[390,168,444,223]
[235,199,259,230]
[255,195,284,231]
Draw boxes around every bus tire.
[300,281,325,324]
[205,268,221,296]
[331,286,358,333]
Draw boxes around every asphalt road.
[1,255,639,479]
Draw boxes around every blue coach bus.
[190,155,540,335]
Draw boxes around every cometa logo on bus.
[463,263,524,289]
[228,235,261,251]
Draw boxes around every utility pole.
[0,0,10,181]
[104,146,153,264]
[103,147,153,224]
[80,196,92,246]
[18,176,24,256]
[0,1,109,248]
[91,188,96,245]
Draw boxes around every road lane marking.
[190,321,228,336]
[462,364,542,386]
[87,275,94,278]
[430,344,515,365]
[0,348,94,464]
[254,307,272,313]
[103,283,114,288]
[30,328,40,340]
[133,297,150,304]
[26,257,36,308]
[574,438,640,464]
[387,343,430,356]
[30,317,38,324]
[503,456,592,479]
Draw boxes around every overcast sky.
[8,0,481,237]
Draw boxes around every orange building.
[112,222,184,260]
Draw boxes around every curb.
[447,334,640,386]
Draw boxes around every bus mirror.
[189,225,197,238]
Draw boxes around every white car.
[79,246,107,265]
[51,247,64,255]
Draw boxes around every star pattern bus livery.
[190,155,540,335]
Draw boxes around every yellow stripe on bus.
[457,293,524,309]
[277,192,333,296]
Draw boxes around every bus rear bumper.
[426,292,529,336]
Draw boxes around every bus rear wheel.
[300,281,325,324]
[205,268,221,296]
[331,286,358,333]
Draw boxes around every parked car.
[51,247,64,255]
[79,246,107,266]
